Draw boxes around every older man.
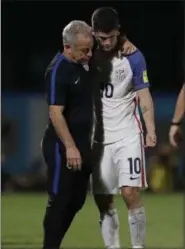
[42,20,94,249]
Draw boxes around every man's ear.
[64,44,72,54]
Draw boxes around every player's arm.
[138,88,155,136]
[169,84,185,147]
[46,67,81,169]
[171,84,185,124]
[132,51,156,147]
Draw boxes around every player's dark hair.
[91,7,120,33]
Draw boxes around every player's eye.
[99,35,114,41]
[99,37,107,41]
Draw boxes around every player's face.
[94,30,120,51]
[71,34,94,64]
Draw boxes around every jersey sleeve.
[127,50,150,91]
[45,63,68,106]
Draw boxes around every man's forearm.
[138,89,155,133]
[172,84,185,123]
[50,110,75,148]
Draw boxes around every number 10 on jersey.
[104,83,114,98]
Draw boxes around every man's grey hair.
[62,20,92,46]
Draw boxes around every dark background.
[2,0,184,93]
[1,3,185,247]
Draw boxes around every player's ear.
[116,25,120,36]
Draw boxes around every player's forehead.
[95,30,118,38]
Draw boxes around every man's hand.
[66,145,82,171]
[120,37,137,56]
[169,125,181,148]
[145,132,157,148]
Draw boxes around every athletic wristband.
[171,121,181,126]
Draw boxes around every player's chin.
[102,47,113,52]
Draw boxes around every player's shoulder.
[126,49,146,64]
[124,49,147,72]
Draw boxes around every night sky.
[2,1,184,93]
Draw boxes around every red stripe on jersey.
[134,97,145,187]
[133,97,142,132]
[139,134,145,188]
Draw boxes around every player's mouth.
[103,46,112,51]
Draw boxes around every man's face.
[94,30,120,52]
[71,34,94,64]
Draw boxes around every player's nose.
[104,38,112,46]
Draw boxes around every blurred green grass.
[1,192,184,248]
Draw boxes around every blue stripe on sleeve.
[50,55,64,104]
[127,50,150,90]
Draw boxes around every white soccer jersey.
[94,50,150,144]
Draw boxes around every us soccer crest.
[116,69,125,82]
